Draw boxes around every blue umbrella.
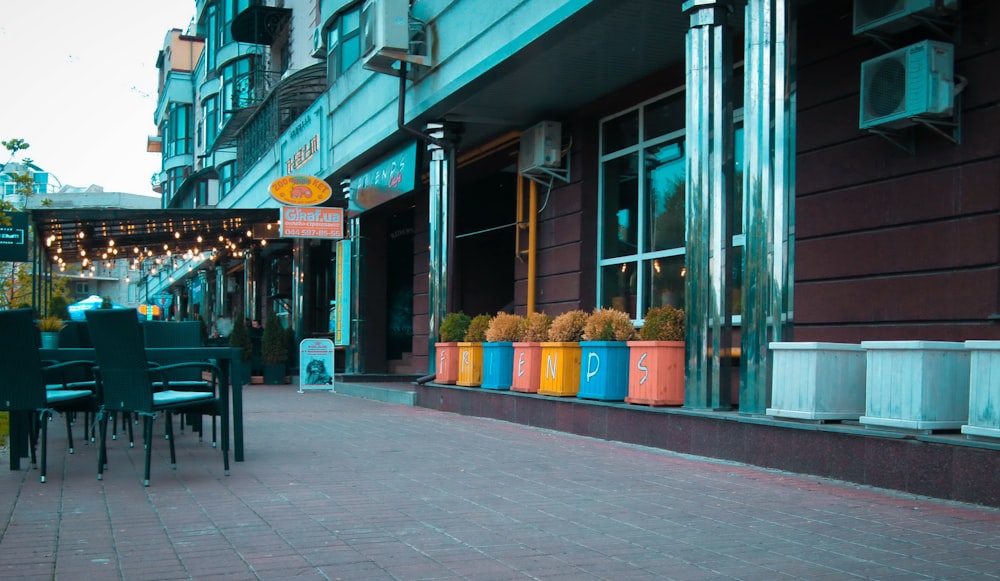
[67,295,136,321]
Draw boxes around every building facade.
[153,0,998,393]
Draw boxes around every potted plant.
[37,315,66,349]
[626,304,686,406]
[435,312,471,384]
[481,312,524,390]
[577,307,636,401]
[261,311,288,384]
[228,317,253,386]
[511,312,552,393]
[538,309,588,397]
[457,314,491,387]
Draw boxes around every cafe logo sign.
[269,175,332,206]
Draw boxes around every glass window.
[598,90,745,322]
[600,153,638,260]
[203,94,218,147]
[221,56,256,120]
[328,4,362,82]
[218,161,236,197]
[165,103,192,157]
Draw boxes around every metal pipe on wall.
[528,178,538,315]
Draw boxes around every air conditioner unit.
[853,0,957,36]
[519,121,562,174]
[311,26,326,58]
[859,40,954,130]
[360,0,410,73]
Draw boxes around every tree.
[2,138,30,162]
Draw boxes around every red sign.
[280,206,344,239]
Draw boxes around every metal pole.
[683,0,735,410]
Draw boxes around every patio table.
[9,346,245,470]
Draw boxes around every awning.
[31,208,280,266]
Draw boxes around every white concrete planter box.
[961,340,1000,440]
[860,341,970,432]
[766,342,866,421]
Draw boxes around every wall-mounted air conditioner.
[519,121,562,174]
[853,0,957,36]
[311,26,326,58]
[361,0,410,73]
[859,40,954,130]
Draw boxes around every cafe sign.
[269,175,332,206]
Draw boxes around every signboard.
[298,338,335,392]
[269,175,332,206]
[347,141,418,214]
[0,212,29,262]
[280,206,344,239]
[153,293,173,310]
[334,239,352,346]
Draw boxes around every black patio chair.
[85,308,229,486]
[143,320,217,443]
[0,308,98,483]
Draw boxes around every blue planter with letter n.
[481,342,514,390]
[577,341,630,401]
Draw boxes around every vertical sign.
[334,239,352,346]
[299,338,335,392]
[0,212,29,262]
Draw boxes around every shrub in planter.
[512,312,552,393]
[627,304,687,406]
[539,310,588,396]
[228,317,253,385]
[261,312,288,384]
[582,307,637,342]
[482,313,524,390]
[579,308,636,401]
[485,312,524,343]
[521,311,552,343]
[458,314,491,387]
[436,312,471,384]
[38,315,66,349]
[639,304,685,341]
[547,310,588,343]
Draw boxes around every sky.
[0,1,196,196]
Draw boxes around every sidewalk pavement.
[2,384,1000,581]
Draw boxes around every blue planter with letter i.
[480,342,514,390]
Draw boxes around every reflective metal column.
[346,216,365,374]
[683,0,735,410]
[741,0,796,414]
[426,124,449,374]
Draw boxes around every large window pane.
[600,262,637,318]
[602,110,638,153]
[601,153,638,260]
[643,255,685,316]
[645,141,685,252]
[644,93,685,140]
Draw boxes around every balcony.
[214,63,327,176]
[231,3,291,45]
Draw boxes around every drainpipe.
[527,178,538,315]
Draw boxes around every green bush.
[261,312,288,365]
[464,314,491,342]
[439,312,471,342]
[228,317,253,362]
[583,308,636,341]
[639,305,685,341]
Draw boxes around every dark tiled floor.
[3,385,1000,580]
